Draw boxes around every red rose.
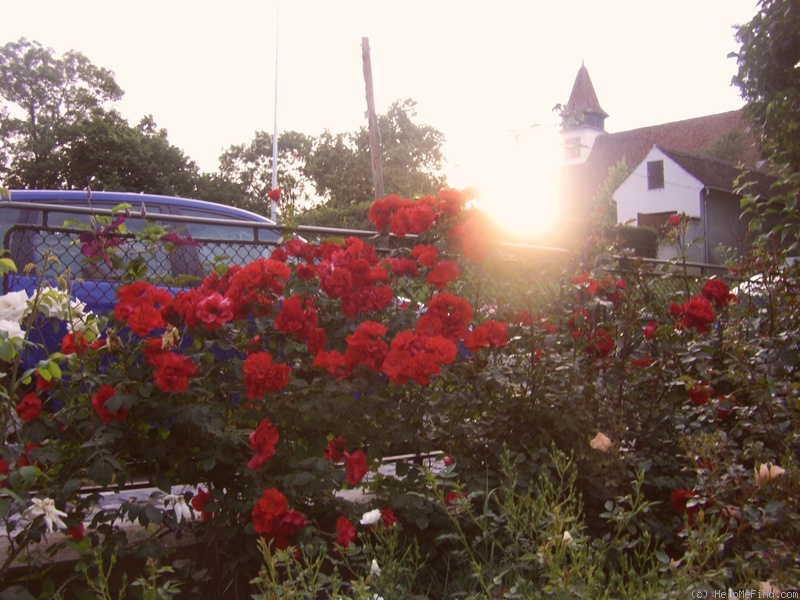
[335,515,357,547]
[274,295,318,341]
[445,491,467,513]
[344,450,368,486]
[344,321,388,373]
[191,487,214,520]
[688,382,713,406]
[426,260,460,289]
[678,296,716,333]
[248,418,280,471]
[700,279,734,310]
[381,508,398,528]
[667,214,682,227]
[587,330,615,358]
[91,385,128,423]
[243,352,291,399]
[267,188,281,203]
[464,321,508,353]
[15,392,41,422]
[273,509,307,549]
[152,352,198,393]
[313,350,347,377]
[325,436,347,462]
[670,489,700,527]
[410,244,439,267]
[195,292,234,330]
[252,488,288,536]
[643,321,657,340]
[65,522,85,541]
[126,303,166,337]
[0,459,9,488]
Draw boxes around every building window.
[564,137,581,160]
[647,160,665,189]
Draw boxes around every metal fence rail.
[0,201,755,316]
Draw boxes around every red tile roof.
[560,109,762,213]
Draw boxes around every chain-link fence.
[0,204,752,318]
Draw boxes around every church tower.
[560,63,608,164]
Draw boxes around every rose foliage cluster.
[0,188,799,595]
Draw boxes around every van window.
[24,206,173,282]
[176,208,279,269]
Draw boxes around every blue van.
[1,190,283,317]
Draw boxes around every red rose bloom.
[700,279,734,310]
[191,487,214,520]
[273,509,307,549]
[243,352,291,399]
[325,435,347,462]
[410,244,439,267]
[344,450,368,486]
[381,508,398,528]
[335,515,357,547]
[426,260,460,289]
[643,321,657,340]
[91,385,128,423]
[0,459,9,488]
[671,489,700,526]
[464,320,509,353]
[252,488,288,536]
[667,214,682,227]
[66,522,85,541]
[248,418,280,471]
[688,381,713,406]
[274,295,318,341]
[676,296,716,333]
[267,188,281,202]
[152,352,198,393]
[313,350,347,377]
[587,330,615,358]
[15,392,41,422]
[195,292,234,330]
[344,321,388,373]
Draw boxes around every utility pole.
[270,0,280,221]
[361,37,384,200]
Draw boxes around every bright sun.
[469,127,563,239]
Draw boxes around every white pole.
[270,0,279,222]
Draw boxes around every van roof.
[6,190,276,224]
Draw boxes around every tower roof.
[565,64,609,119]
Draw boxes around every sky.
[5,0,760,232]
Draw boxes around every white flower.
[562,530,573,544]
[590,432,611,452]
[164,494,193,523]
[0,290,29,322]
[754,463,786,485]
[360,508,382,526]
[26,498,68,534]
[370,559,381,577]
[0,319,24,341]
[760,581,781,595]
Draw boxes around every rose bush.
[0,186,798,596]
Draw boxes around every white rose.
[0,319,24,341]
[360,508,382,526]
[0,290,30,322]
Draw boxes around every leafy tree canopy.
[0,38,122,188]
[734,0,800,174]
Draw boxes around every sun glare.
[471,128,562,240]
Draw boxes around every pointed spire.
[563,64,608,130]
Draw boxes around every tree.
[306,99,446,209]
[217,130,314,215]
[64,113,200,196]
[0,38,123,188]
[734,0,800,174]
